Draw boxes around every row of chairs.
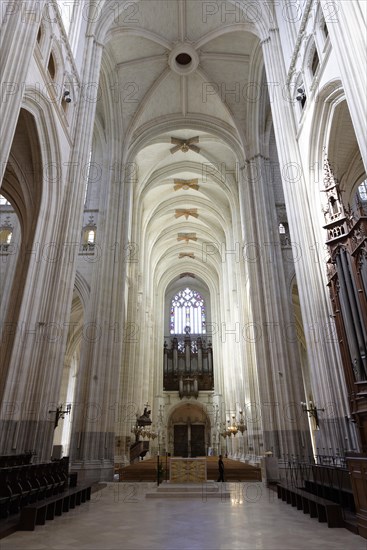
[0,458,69,519]
[0,453,34,468]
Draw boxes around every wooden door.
[191,425,205,457]
[174,425,188,457]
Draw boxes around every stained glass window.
[358,179,367,202]
[170,287,206,334]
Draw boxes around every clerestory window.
[170,287,206,334]
[358,179,367,202]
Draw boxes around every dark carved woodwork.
[323,157,367,449]
[129,441,149,464]
[190,425,206,457]
[323,157,367,538]
[346,454,367,539]
[325,218,367,448]
[173,426,189,457]
[0,457,69,520]
[172,425,205,457]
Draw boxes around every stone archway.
[167,402,211,458]
[0,108,42,402]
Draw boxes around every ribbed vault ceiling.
[98,0,265,293]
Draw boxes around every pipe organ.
[323,157,367,450]
[163,333,214,397]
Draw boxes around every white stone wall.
[1,0,364,479]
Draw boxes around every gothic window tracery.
[170,287,206,334]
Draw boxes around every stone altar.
[169,458,207,483]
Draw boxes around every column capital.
[244,153,270,165]
[85,33,106,48]
[260,27,279,46]
[260,36,271,46]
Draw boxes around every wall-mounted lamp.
[301,400,324,428]
[49,404,71,429]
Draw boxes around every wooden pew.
[0,458,69,520]
[277,482,344,528]
[0,453,33,469]
[0,468,21,518]
[19,484,92,531]
[304,479,355,512]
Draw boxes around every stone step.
[156,482,219,493]
[146,491,231,499]
[145,482,231,498]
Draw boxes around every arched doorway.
[167,402,210,457]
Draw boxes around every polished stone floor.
[1,482,366,550]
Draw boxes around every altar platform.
[119,456,262,483]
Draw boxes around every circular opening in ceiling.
[175,53,192,66]
[169,45,199,75]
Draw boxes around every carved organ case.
[323,157,367,451]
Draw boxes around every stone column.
[261,28,350,454]
[0,33,103,462]
[240,155,308,458]
[65,36,134,482]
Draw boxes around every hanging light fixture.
[237,410,247,435]
[228,415,238,436]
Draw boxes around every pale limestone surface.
[0,0,366,486]
[1,483,365,550]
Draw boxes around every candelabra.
[49,404,71,430]
[228,416,238,456]
[220,417,239,456]
[237,410,247,435]
[131,424,158,441]
[237,410,247,458]
[220,422,230,457]
[301,401,325,428]
[228,415,238,436]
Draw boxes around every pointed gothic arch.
[0,108,43,399]
[167,401,212,457]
